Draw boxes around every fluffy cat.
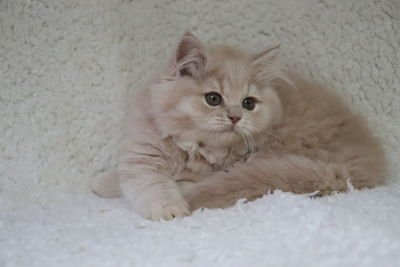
[91,32,386,220]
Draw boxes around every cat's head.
[151,32,285,151]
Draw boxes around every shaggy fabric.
[1,0,399,266]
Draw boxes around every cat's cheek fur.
[239,107,273,135]
[176,98,211,129]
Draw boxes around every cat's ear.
[251,44,280,65]
[173,32,207,78]
[251,44,292,86]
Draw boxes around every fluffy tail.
[91,168,121,198]
[180,155,355,211]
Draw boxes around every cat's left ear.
[251,44,281,65]
[173,32,207,78]
[251,44,293,87]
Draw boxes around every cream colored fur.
[91,33,386,220]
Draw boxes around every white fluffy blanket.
[1,0,400,266]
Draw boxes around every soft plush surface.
[1,0,400,266]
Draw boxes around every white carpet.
[1,0,400,266]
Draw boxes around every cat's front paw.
[147,200,191,221]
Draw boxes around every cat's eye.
[205,92,222,106]
[242,97,256,110]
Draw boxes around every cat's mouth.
[218,125,239,133]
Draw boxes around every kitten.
[91,32,386,220]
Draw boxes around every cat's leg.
[179,155,351,211]
[119,164,190,220]
[91,168,121,198]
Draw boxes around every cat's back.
[270,73,385,163]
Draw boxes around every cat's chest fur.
[173,137,245,175]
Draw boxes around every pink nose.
[228,116,241,125]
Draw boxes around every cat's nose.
[228,116,241,125]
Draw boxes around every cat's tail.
[181,154,385,211]
[90,168,121,198]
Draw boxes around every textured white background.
[1,0,400,266]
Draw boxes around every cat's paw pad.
[148,201,191,221]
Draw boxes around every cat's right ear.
[172,32,207,78]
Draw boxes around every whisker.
[239,128,257,162]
